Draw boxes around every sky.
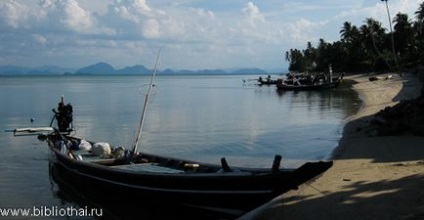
[0,0,422,71]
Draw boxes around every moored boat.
[277,66,344,91]
[257,75,278,86]
[276,77,342,91]
[38,130,332,216]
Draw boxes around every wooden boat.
[277,70,343,91]
[257,75,278,86]
[38,131,332,217]
[48,161,243,219]
[8,50,333,217]
[276,76,343,91]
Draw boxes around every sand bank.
[240,73,424,220]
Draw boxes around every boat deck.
[111,163,184,174]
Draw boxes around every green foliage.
[286,1,424,73]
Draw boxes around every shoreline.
[240,73,424,220]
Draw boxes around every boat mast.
[131,48,162,155]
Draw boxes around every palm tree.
[381,0,399,71]
[415,2,424,65]
[360,18,392,71]
[340,22,353,43]
[303,42,317,71]
[416,2,424,22]
[393,13,413,55]
[286,49,306,72]
[340,22,363,71]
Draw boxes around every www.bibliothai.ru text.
[0,206,103,218]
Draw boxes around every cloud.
[106,0,151,22]
[134,0,152,11]
[142,19,160,38]
[288,18,315,42]
[36,0,98,34]
[242,2,265,25]
[1,0,424,70]
[32,34,47,46]
[100,0,164,40]
[0,0,29,28]
[58,0,94,32]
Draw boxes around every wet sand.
[240,73,424,220]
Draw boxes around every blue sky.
[0,0,422,71]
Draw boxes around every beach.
[240,73,424,220]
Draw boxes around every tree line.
[285,1,424,73]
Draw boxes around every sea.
[0,74,360,219]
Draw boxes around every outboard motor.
[52,96,73,132]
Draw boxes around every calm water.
[0,74,360,218]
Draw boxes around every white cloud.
[32,34,47,46]
[60,0,94,32]
[132,0,151,11]
[101,0,163,40]
[288,18,315,43]
[24,0,113,35]
[142,19,160,38]
[0,0,28,28]
[242,2,265,25]
[1,0,424,70]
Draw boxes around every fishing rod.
[131,48,162,155]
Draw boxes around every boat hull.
[47,134,332,217]
[49,161,235,219]
[276,80,341,91]
[276,75,343,91]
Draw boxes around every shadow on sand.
[256,171,424,220]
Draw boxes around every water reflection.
[276,84,360,119]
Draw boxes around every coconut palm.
[415,2,424,22]
[360,18,392,71]
[393,13,413,56]
[381,0,399,71]
[340,22,353,43]
[340,22,363,71]
[414,3,424,65]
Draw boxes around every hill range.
[0,62,282,75]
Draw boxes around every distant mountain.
[232,68,267,74]
[117,65,150,74]
[75,62,116,75]
[173,69,196,74]
[29,65,75,75]
[161,68,175,74]
[163,68,264,75]
[0,65,30,75]
[0,62,271,75]
[170,69,227,75]
[198,69,227,74]
[0,65,74,75]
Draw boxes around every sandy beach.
[240,73,424,220]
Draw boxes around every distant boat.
[276,78,342,91]
[276,72,343,91]
[8,50,333,218]
[257,75,278,86]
